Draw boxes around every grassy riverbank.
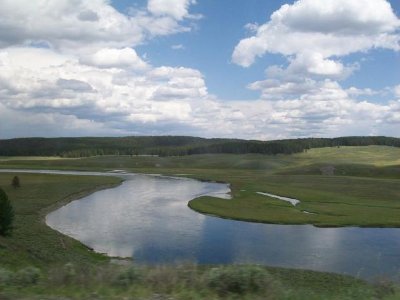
[0,173,122,268]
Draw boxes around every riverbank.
[0,172,122,268]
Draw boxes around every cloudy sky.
[0,0,399,140]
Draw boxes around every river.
[2,169,400,281]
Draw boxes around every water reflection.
[47,174,230,260]
[195,219,400,280]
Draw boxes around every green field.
[0,171,396,299]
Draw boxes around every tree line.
[0,136,399,157]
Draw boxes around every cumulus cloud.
[0,0,399,140]
[232,0,400,74]
[81,48,148,70]
[395,85,400,98]
[223,0,400,139]
[0,0,141,51]
[0,0,199,52]
[148,0,198,21]
[1,42,399,139]
[0,46,207,121]
[0,46,399,140]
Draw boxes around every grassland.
[0,171,396,299]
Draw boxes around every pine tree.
[0,188,14,236]
[12,176,20,188]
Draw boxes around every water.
[256,191,300,206]
[2,169,400,280]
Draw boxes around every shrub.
[374,278,396,298]
[112,266,143,287]
[145,265,182,293]
[0,268,13,285]
[14,267,41,286]
[58,263,77,285]
[11,176,20,188]
[205,265,278,296]
[0,188,14,236]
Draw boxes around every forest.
[0,136,399,157]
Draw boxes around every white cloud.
[0,45,399,140]
[232,0,400,70]
[148,0,197,21]
[131,10,193,37]
[294,53,344,76]
[346,87,379,97]
[0,0,142,51]
[171,44,185,50]
[81,48,148,70]
[222,0,400,139]
[0,0,199,52]
[395,85,400,98]
[0,0,398,140]
[0,47,206,120]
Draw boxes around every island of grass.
[187,146,400,227]
[0,171,397,299]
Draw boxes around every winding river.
[2,169,400,281]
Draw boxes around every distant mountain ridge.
[0,136,399,157]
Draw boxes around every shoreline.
[40,178,124,225]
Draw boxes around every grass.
[1,263,390,300]
[190,175,400,227]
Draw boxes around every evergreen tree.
[12,176,20,188]
[0,188,14,236]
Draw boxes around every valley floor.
[1,146,400,298]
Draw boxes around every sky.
[0,0,399,140]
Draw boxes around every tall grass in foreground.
[0,263,397,300]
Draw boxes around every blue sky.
[131,0,290,100]
[126,0,400,100]
[0,0,399,139]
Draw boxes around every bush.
[56,262,77,285]
[11,176,20,188]
[14,267,41,286]
[0,188,14,236]
[205,265,278,296]
[374,278,396,298]
[112,266,143,287]
[0,268,14,285]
